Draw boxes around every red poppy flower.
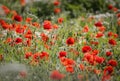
[20,0,26,6]
[116,13,120,18]
[98,26,106,32]
[90,41,99,45]
[103,66,113,75]
[108,32,113,37]
[108,4,113,10]
[94,21,102,27]
[5,38,12,43]
[96,32,104,38]
[32,22,40,28]
[53,0,60,6]
[26,29,32,34]
[57,17,64,24]
[15,37,22,44]
[60,58,75,66]
[83,53,91,61]
[14,15,22,22]
[26,17,32,23]
[108,59,117,67]
[40,51,49,59]
[16,27,25,34]
[24,29,32,39]
[82,25,89,32]
[114,33,118,38]
[108,39,117,45]
[43,20,52,30]
[32,53,40,60]
[92,50,99,55]
[53,24,58,29]
[106,51,112,56]
[95,56,105,64]
[50,70,65,80]
[66,66,74,73]
[58,51,67,58]
[1,23,9,30]
[66,37,75,46]
[40,33,49,42]
[82,45,92,53]
[25,52,32,59]
[54,8,61,14]
[93,69,101,75]
[112,7,118,12]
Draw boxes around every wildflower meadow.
[0,0,120,81]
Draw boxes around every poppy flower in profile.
[98,26,106,32]
[26,17,32,23]
[82,25,89,32]
[43,20,52,30]
[54,8,61,14]
[1,5,10,14]
[25,52,32,59]
[32,22,40,28]
[90,41,99,45]
[57,17,64,24]
[53,24,58,29]
[112,7,118,12]
[116,13,120,18]
[95,32,104,38]
[108,4,113,10]
[94,21,102,27]
[79,64,85,71]
[66,66,74,73]
[5,38,12,44]
[108,59,117,67]
[14,15,22,22]
[66,37,75,46]
[82,45,92,53]
[108,32,113,37]
[94,69,101,75]
[25,39,31,46]
[53,0,60,6]
[20,0,26,6]
[15,37,22,44]
[50,70,65,80]
[113,33,118,38]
